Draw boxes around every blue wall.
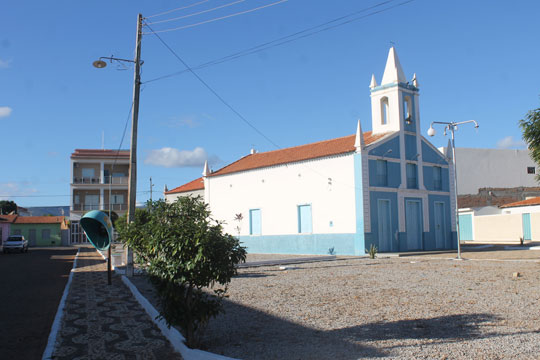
[353,152,366,255]
[423,166,450,192]
[421,140,448,165]
[368,136,400,158]
[239,233,356,255]
[405,134,417,160]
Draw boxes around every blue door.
[458,214,473,241]
[298,205,312,233]
[405,199,423,251]
[249,209,261,235]
[434,202,446,249]
[377,199,392,252]
[522,213,531,241]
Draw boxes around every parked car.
[3,235,29,253]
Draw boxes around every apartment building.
[70,149,130,243]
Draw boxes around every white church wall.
[206,154,357,237]
[164,189,204,203]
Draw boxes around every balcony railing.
[105,176,128,185]
[73,177,101,184]
[72,204,127,212]
[73,176,128,185]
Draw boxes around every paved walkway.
[52,246,182,360]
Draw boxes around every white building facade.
[172,48,457,255]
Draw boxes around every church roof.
[499,197,540,209]
[208,131,389,177]
[165,177,204,194]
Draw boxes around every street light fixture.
[427,120,479,260]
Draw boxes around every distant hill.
[18,206,70,217]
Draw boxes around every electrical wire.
[144,21,281,149]
[146,0,246,25]
[143,0,288,34]
[145,0,210,19]
[0,191,152,198]
[144,0,415,84]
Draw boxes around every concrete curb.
[121,275,237,360]
[42,248,81,360]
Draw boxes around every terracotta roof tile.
[209,131,388,177]
[71,149,130,159]
[0,215,17,223]
[165,177,204,194]
[500,197,540,208]
[13,216,66,224]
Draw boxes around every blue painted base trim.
[239,233,356,255]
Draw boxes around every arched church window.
[381,97,389,125]
[404,96,412,124]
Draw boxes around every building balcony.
[72,204,128,212]
[72,176,129,186]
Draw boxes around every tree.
[520,105,540,181]
[117,197,246,348]
[0,200,17,215]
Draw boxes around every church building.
[166,47,456,255]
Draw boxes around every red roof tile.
[71,149,130,159]
[500,197,540,208]
[165,177,205,194]
[0,215,17,223]
[209,131,388,177]
[13,216,66,224]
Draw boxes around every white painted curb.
[121,275,237,360]
[42,248,81,360]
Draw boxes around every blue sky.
[1,0,540,207]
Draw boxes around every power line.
[146,0,246,25]
[144,21,281,149]
[144,0,414,84]
[0,191,152,198]
[145,0,210,19]
[143,0,288,35]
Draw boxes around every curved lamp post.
[427,120,479,260]
[93,14,144,276]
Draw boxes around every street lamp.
[427,120,479,260]
[93,13,143,277]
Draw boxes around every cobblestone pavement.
[52,246,182,360]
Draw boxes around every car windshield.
[7,237,23,242]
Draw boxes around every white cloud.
[0,182,38,201]
[496,136,526,149]
[0,58,11,68]
[145,147,219,168]
[0,106,12,118]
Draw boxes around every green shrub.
[118,197,246,348]
[366,244,378,259]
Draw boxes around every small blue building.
[169,47,457,254]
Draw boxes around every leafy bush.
[118,197,246,348]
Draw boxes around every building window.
[433,166,442,190]
[376,160,388,186]
[381,97,389,125]
[527,167,536,174]
[112,194,124,204]
[406,163,418,189]
[82,168,95,178]
[249,209,261,235]
[298,204,312,234]
[42,229,51,241]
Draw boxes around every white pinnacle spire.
[445,139,453,160]
[369,74,378,89]
[412,73,418,87]
[381,47,407,85]
[354,119,364,152]
[202,160,210,177]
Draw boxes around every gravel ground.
[131,249,540,359]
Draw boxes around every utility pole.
[149,177,154,202]
[126,13,143,277]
